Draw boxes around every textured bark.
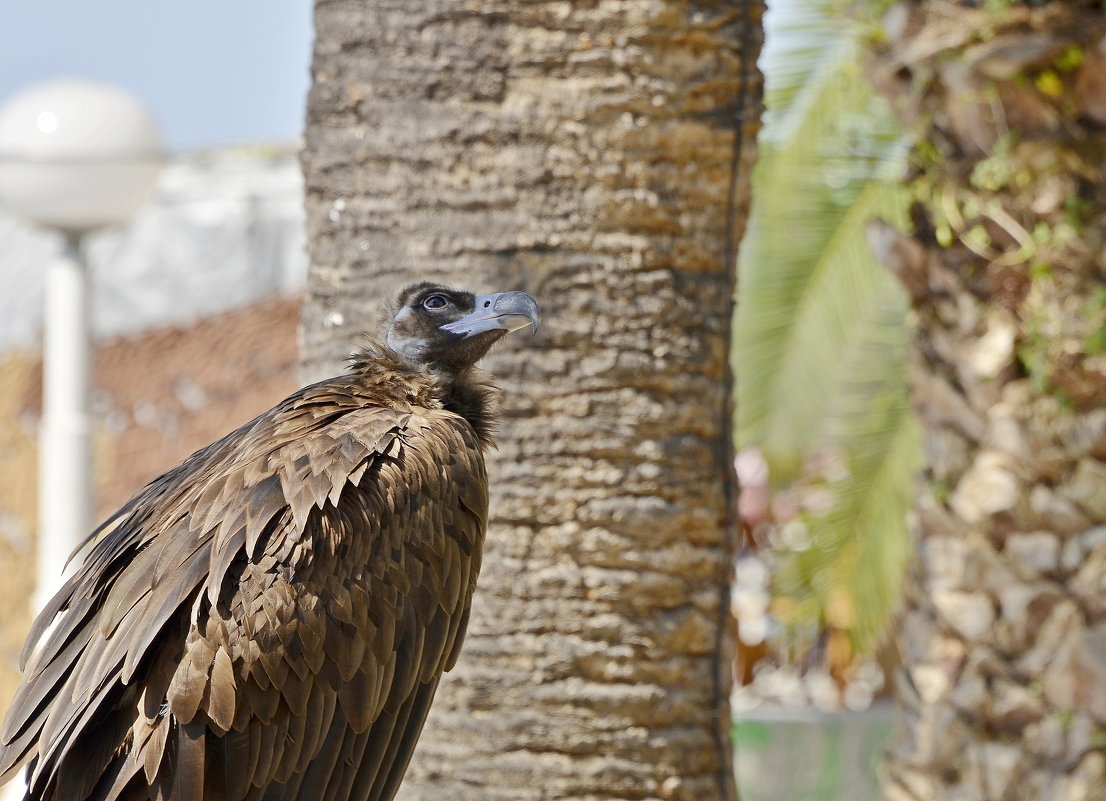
[301,1,763,799]
[868,3,1106,800]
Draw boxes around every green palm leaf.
[776,282,921,655]
[735,11,918,663]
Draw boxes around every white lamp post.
[0,79,164,611]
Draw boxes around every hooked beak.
[440,291,541,338]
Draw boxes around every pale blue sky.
[1,1,313,152]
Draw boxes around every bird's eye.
[423,294,449,311]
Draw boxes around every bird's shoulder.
[92,367,476,549]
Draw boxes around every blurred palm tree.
[734,0,920,694]
[866,2,1106,797]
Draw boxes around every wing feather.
[214,729,252,801]
[143,717,169,785]
[121,539,215,682]
[170,723,206,801]
[366,680,442,801]
[269,707,348,801]
[166,641,213,725]
[207,647,237,734]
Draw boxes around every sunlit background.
[0,3,901,800]
[1,0,312,150]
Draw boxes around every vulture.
[0,283,540,801]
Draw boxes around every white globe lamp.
[0,79,164,232]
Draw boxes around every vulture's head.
[386,282,540,374]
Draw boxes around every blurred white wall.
[0,142,307,351]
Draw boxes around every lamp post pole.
[0,78,164,611]
[34,233,93,610]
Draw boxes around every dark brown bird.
[0,283,539,801]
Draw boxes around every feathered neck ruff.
[348,341,501,448]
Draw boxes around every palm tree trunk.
[300,1,764,799]
[868,3,1106,799]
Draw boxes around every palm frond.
[759,0,852,135]
[737,36,904,478]
[777,282,921,656]
[734,12,918,668]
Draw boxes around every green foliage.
[735,9,919,662]
[1055,45,1085,72]
[732,720,772,747]
[1084,287,1106,356]
[970,134,1017,192]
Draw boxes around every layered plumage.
[0,283,539,801]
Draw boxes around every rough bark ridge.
[868,3,1106,800]
[301,2,763,799]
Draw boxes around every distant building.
[0,144,306,710]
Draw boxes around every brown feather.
[167,646,211,725]
[143,717,169,785]
[336,660,382,734]
[275,708,348,801]
[213,729,252,801]
[206,647,237,735]
[171,724,205,801]
[101,757,144,801]
[250,715,282,791]
[366,680,442,801]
